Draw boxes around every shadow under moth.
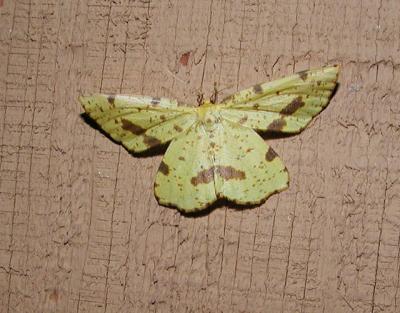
[80,65,339,213]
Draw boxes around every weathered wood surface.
[1,0,400,312]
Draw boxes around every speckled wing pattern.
[79,94,196,152]
[80,65,339,213]
[154,117,289,211]
[154,123,217,210]
[220,65,339,133]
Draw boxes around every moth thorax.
[201,110,219,131]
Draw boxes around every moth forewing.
[79,94,197,153]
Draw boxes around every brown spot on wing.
[265,147,278,162]
[107,95,115,106]
[238,115,248,124]
[191,167,215,186]
[158,161,169,175]
[121,118,145,135]
[160,115,166,121]
[151,97,161,105]
[280,96,305,115]
[216,166,246,180]
[178,156,185,161]
[143,134,162,147]
[297,70,308,81]
[253,84,263,94]
[174,125,183,132]
[268,118,287,131]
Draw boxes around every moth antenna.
[210,83,235,103]
[197,92,204,106]
[210,82,218,104]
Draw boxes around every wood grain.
[0,1,400,312]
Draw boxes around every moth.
[80,65,339,212]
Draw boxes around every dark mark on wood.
[49,289,59,302]
[160,115,166,121]
[121,118,145,135]
[265,147,278,162]
[179,51,191,66]
[158,161,169,175]
[191,167,215,186]
[280,96,305,115]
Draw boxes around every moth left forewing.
[80,94,196,153]
[126,113,197,152]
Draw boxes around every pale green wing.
[212,119,288,204]
[155,117,289,211]
[154,122,217,212]
[80,94,196,152]
[220,65,339,133]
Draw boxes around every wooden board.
[0,1,400,312]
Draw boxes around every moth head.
[201,99,213,107]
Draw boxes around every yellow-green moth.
[80,65,339,212]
